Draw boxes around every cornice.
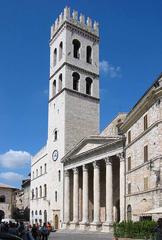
[48,87,100,104]
[49,62,99,80]
[50,20,99,45]
[121,86,162,133]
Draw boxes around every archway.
[0,210,5,222]
[54,215,59,229]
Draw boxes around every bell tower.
[47,7,100,223]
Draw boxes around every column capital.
[64,169,70,177]
[83,164,88,172]
[73,167,79,174]
[93,160,99,169]
[117,152,125,162]
[105,157,112,165]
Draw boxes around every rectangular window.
[128,156,131,171]
[128,183,131,194]
[144,177,148,191]
[128,130,131,144]
[144,145,148,162]
[144,114,148,131]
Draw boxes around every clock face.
[52,150,58,161]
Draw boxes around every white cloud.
[0,149,31,168]
[0,172,24,182]
[100,60,121,78]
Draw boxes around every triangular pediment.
[62,135,122,162]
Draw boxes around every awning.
[133,199,152,216]
[144,207,162,215]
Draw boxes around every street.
[49,230,113,240]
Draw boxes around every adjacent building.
[0,183,17,221]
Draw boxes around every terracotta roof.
[0,183,17,189]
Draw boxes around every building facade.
[0,183,17,221]
[30,6,162,232]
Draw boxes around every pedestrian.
[40,223,48,240]
[31,224,39,240]
[154,218,162,240]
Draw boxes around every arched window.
[44,163,47,173]
[32,189,34,199]
[53,80,56,96]
[32,171,34,179]
[55,191,57,202]
[40,166,42,175]
[39,210,42,215]
[31,210,34,217]
[59,74,62,92]
[54,129,57,141]
[86,46,92,64]
[72,72,80,91]
[58,170,61,182]
[53,48,57,66]
[39,186,42,198]
[36,169,38,177]
[36,188,38,198]
[72,39,80,59]
[127,205,132,221]
[0,195,5,203]
[85,77,92,95]
[59,42,63,60]
[44,184,47,197]
[35,210,37,215]
[44,210,47,223]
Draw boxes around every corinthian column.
[73,167,79,223]
[93,161,100,224]
[82,164,89,223]
[64,170,70,224]
[105,157,113,224]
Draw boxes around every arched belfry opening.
[53,48,57,66]
[85,77,92,95]
[59,42,63,60]
[59,74,62,92]
[53,80,56,96]
[86,46,92,64]
[72,39,81,59]
[72,72,80,91]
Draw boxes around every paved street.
[49,230,113,240]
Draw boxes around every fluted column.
[64,170,70,223]
[82,164,89,223]
[105,157,113,224]
[73,167,79,223]
[93,161,100,224]
[118,153,125,221]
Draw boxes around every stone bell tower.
[47,6,100,224]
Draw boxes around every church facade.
[30,7,162,232]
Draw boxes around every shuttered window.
[144,177,148,191]
[144,145,148,162]
[128,156,131,171]
[144,115,148,131]
[128,130,131,144]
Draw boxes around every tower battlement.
[50,7,99,39]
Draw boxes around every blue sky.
[0,0,162,188]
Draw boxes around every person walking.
[40,223,48,240]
